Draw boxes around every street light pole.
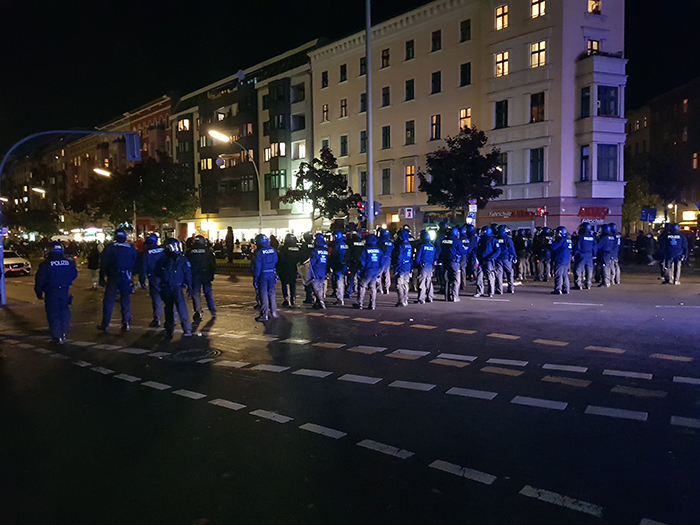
[365,0,375,232]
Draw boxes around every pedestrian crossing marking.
[249,409,293,423]
[446,387,498,400]
[670,416,700,429]
[306,313,326,317]
[611,385,667,398]
[487,358,528,367]
[328,315,350,319]
[533,339,569,347]
[353,317,375,323]
[410,324,437,330]
[650,353,694,363]
[347,345,387,354]
[280,338,311,345]
[379,321,405,325]
[312,342,346,349]
[481,366,524,377]
[586,345,625,354]
[673,376,700,385]
[299,423,346,439]
[438,353,477,362]
[542,376,591,388]
[487,333,520,340]
[447,328,477,335]
[213,360,250,368]
[338,374,382,385]
[248,335,278,342]
[387,349,430,360]
[585,405,648,421]
[429,460,497,485]
[293,369,333,378]
[430,358,469,368]
[251,364,290,373]
[603,369,652,380]
[389,380,436,391]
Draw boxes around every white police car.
[3,251,31,276]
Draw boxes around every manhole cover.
[167,348,221,362]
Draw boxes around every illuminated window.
[460,19,471,42]
[460,62,471,87]
[381,49,390,68]
[264,147,271,162]
[531,0,545,18]
[298,141,306,159]
[431,30,442,52]
[495,5,509,30]
[496,153,508,185]
[430,115,441,140]
[279,142,286,157]
[104,159,110,168]
[587,39,601,55]
[495,51,509,77]
[530,92,545,123]
[635,120,640,131]
[693,153,698,170]
[207,158,212,170]
[241,175,255,193]
[644,117,648,128]
[340,98,348,118]
[177,119,190,131]
[405,39,415,61]
[588,0,601,14]
[321,71,328,88]
[405,165,415,193]
[459,108,472,130]
[405,120,415,145]
[322,104,329,122]
[217,112,225,121]
[531,41,546,68]
[683,99,689,113]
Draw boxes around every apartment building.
[310,0,627,231]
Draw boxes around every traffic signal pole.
[365,0,375,232]
[0,130,141,306]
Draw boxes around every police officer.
[474,226,501,298]
[252,234,279,321]
[347,231,365,299]
[299,232,315,304]
[277,234,302,307]
[596,224,616,287]
[465,224,479,283]
[414,230,436,304]
[34,242,78,343]
[459,226,471,290]
[609,223,622,285]
[377,228,394,294]
[443,227,465,301]
[329,230,349,305]
[550,226,573,295]
[573,223,596,290]
[155,238,193,337]
[495,225,517,294]
[513,229,529,280]
[433,221,449,294]
[98,229,138,333]
[535,228,553,282]
[353,234,382,310]
[661,223,688,285]
[139,233,165,327]
[186,235,217,322]
[309,233,329,309]
[394,229,413,307]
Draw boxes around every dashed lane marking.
[49,353,70,360]
[148,352,170,358]
[338,374,382,385]
[650,353,694,363]
[430,358,469,368]
[655,305,700,309]
[353,317,375,323]
[209,399,246,411]
[357,439,414,459]
[213,360,250,368]
[32,348,51,354]
[73,360,92,367]
[542,364,588,373]
[603,369,652,380]
[119,348,150,355]
[437,353,477,362]
[481,366,524,377]
[71,341,96,347]
[292,368,333,378]
[487,358,528,367]
[673,376,700,385]
[299,423,347,439]
[280,338,311,345]
[446,387,498,400]
[248,335,278,342]
[533,339,569,347]
[141,381,172,391]
[347,345,387,355]
[251,364,290,373]
[91,366,115,375]
[387,349,430,360]
[312,342,346,349]
[487,333,520,340]
[429,460,497,485]
[196,358,215,364]
[447,328,477,335]
[249,409,293,423]
[305,312,326,317]
[114,373,141,383]
[519,485,603,518]
[173,389,207,400]
[18,343,35,349]
[328,314,350,319]
[410,324,437,330]
[542,376,592,388]
[389,380,436,392]
[670,415,700,429]
[93,344,122,350]
[553,301,604,307]
[585,405,648,421]
[511,396,567,411]
[470,297,511,302]
[639,519,669,525]
[586,345,625,354]
[219,333,247,339]
[379,320,404,325]
[611,385,668,398]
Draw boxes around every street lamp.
[31,187,46,194]
[93,168,111,177]
[0,197,8,203]
[208,129,263,233]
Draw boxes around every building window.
[291,83,305,103]
[405,120,415,145]
[262,95,270,110]
[241,174,255,192]
[340,98,348,118]
[495,100,508,129]
[531,92,545,123]
[683,127,688,142]
[643,117,648,128]
[217,112,226,121]
[495,51,509,77]
[381,126,391,149]
[340,135,348,157]
[531,0,545,18]
[597,144,618,181]
[321,71,329,88]
[360,131,367,153]
[321,104,329,122]
[293,141,306,160]
[530,148,545,182]
[635,119,640,131]
[588,39,601,55]
[360,170,367,196]
[177,119,190,131]
[381,168,391,195]
[263,121,271,136]
[405,165,416,192]
[381,49,390,68]
[321,138,330,150]
[580,145,591,181]
[431,30,442,52]
[460,62,472,87]
[405,79,415,101]
[430,115,441,140]
[360,93,367,113]
[339,64,347,83]
[598,86,619,117]
[291,114,306,131]
[683,99,689,113]
[272,114,286,129]
[588,0,601,14]
[381,86,390,107]
[495,5,509,30]
[581,87,591,118]
[459,108,472,130]
[405,39,415,61]
[693,153,698,170]
[360,56,367,76]
[460,19,471,42]
[531,41,546,68]
[431,72,442,94]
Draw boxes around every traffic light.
[374,201,382,217]
[537,207,547,216]
[357,201,368,217]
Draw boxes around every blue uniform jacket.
[551,238,573,265]
[139,241,165,285]
[476,236,501,264]
[496,236,516,262]
[414,242,436,268]
[34,253,78,298]
[612,234,621,259]
[596,235,617,264]
[379,239,394,269]
[155,254,192,292]
[395,242,413,274]
[186,245,217,282]
[359,246,383,279]
[100,241,137,282]
[662,234,689,261]
[574,235,596,260]
[310,247,329,280]
[253,246,278,280]
[329,241,349,274]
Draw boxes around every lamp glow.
[31,187,46,194]
[93,168,112,177]
[208,130,231,143]
[0,197,8,202]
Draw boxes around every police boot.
[255,315,269,322]
[97,324,109,334]
[282,299,290,307]
[193,312,203,322]
[149,318,161,328]
[121,322,130,332]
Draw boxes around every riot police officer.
[474,226,500,298]
[596,224,617,287]
[459,226,471,290]
[309,233,329,309]
[252,234,279,321]
[414,230,436,304]
[573,223,596,290]
[377,228,394,294]
[394,229,413,307]
[155,238,193,337]
[34,241,78,343]
[277,234,302,307]
[353,234,382,310]
[139,233,165,327]
[299,232,315,304]
[98,229,138,333]
[535,228,553,282]
[495,225,517,294]
[185,235,217,322]
[550,226,573,295]
[513,229,529,280]
[433,221,449,294]
[609,223,622,285]
[329,230,349,305]
[347,231,365,299]
[660,223,688,285]
[444,227,466,301]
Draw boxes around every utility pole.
[365,0,375,232]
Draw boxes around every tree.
[9,209,59,236]
[417,127,502,216]
[622,152,658,234]
[278,148,361,226]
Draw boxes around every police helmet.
[525,229,533,238]
[303,232,313,242]
[194,235,206,245]
[315,233,327,247]
[256,234,269,246]
[115,229,127,243]
[601,224,611,235]
[466,224,476,235]
[420,230,431,242]
[517,229,525,236]
[481,226,493,236]
[379,228,390,239]
[366,234,378,246]
[284,233,297,246]
[542,227,551,236]
[448,226,459,238]
[398,229,410,242]
[333,230,344,242]
[671,223,681,234]
[556,226,569,238]
[459,226,467,237]
[438,221,448,232]
[147,233,158,244]
[51,241,64,253]
[164,238,181,254]
[608,223,618,233]
[579,223,592,235]
[497,225,510,237]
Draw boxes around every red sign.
[578,207,609,219]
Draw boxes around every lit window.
[430,115,441,140]
[495,52,509,77]
[495,5,509,30]
[207,158,212,170]
[460,108,472,130]
[104,159,109,168]
[217,113,225,121]
[405,165,416,193]
[643,117,648,128]
[177,119,190,131]
[381,49,390,68]
[588,0,601,14]
[340,98,348,118]
[683,99,689,113]
[298,141,306,160]
[496,153,508,185]
[280,142,286,157]
[264,147,271,162]
[588,39,601,55]
[635,120,640,131]
[531,41,546,68]
[531,0,545,18]
[530,92,545,123]
[693,153,698,170]
[322,104,329,122]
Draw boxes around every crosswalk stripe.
[511,396,567,410]
[299,423,347,439]
[430,358,469,368]
[347,345,387,354]
[357,439,414,459]
[389,380,436,391]
[250,409,293,423]
[519,485,603,517]
[481,366,524,377]
[585,405,648,421]
[650,353,693,362]
[429,460,497,485]
[670,416,700,429]
[611,385,667,398]
[541,375,592,388]
[446,387,498,400]
[533,339,569,347]
[312,342,346,349]
[586,345,625,354]
[353,317,375,323]
[487,358,528,367]
[251,364,290,373]
[387,349,430,360]
[379,320,405,325]
[209,399,246,411]
[338,374,382,385]
[603,369,652,380]
[410,324,437,330]
[447,328,477,335]
[487,333,520,340]
[293,369,333,378]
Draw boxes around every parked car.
[3,251,32,276]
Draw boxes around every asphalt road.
[1,267,699,525]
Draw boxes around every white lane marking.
[446,387,498,400]
[248,335,278,342]
[553,301,603,307]
[328,315,350,320]
[611,385,667,398]
[280,338,311,345]
[655,305,700,309]
[2,339,20,344]
[306,312,326,317]
[511,396,567,411]
[352,317,375,323]
[312,342,346,349]
[33,348,52,354]
[114,373,141,382]
[519,485,603,518]
[148,352,170,358]
[251,364,290,373]
[73,360,92,367]
[534,339,569,347]
[387,349,431,360]
[18,343,35,349]
[438,353,477,362]
[173,389,207,400]
[542,364,588,373]
[586,345,625,354]
[389,380,436,392]
[249,409,293,423]
[673,376,700,385]
[293,368,333,378]
[670,415,700,429]
[639,519,668,525]
[347,345,387,354]
[650,353,694,362]
[93,344,122,350]
[481,366,524,377]
[379,320,404,325]
[299,423,347,439]
[585,405,648,421]
[219,333,247,339]
[142,381,171,391]
[471,298,510,302]
[71,341,96,347]
[542,376,592,388]
[196,358,215,364]
[487,333,520,340]
[213,360,250,368]
[357,439,414,459]
[119,348,150,355]
[429,460,497,485]
[487,358,528,367]
[91,366,115,375]
[447,328,477,335]
[430,358,469,368]
[410,324,437,330]
[603,369,652,380]
[209,398,246,411]
[49,353,70,359]
[338,374,382,385]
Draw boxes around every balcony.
[575,179,625,199]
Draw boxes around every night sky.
[1,0,698,154]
